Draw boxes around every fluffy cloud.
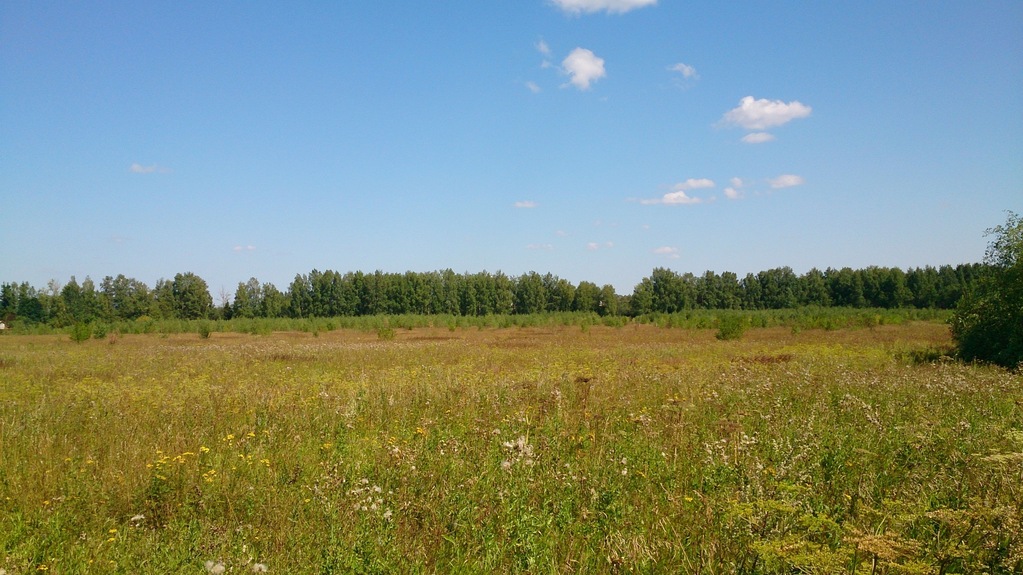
[587,241,614,251]
[562,48,606,90]
[525,81,541,94]
[741,132,776,144]
[660,191,703,205]
[723,177,745,200]
[551,0,656,14]
[722,96,811,130]
[768,174,805,188]
[537,39,551,56]
[130,163,171,174]
[232,245,256,252]
[676,178,714,190]
[526,243,554,251]
[514,200,538,208]
[652,246,680,259]
[640,178,715,205]
[669,62,697,79]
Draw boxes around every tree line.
[0,264,988,327]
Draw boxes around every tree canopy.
[0,262,994,327]
[951,211,1022,369]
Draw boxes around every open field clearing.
[1,322,1021,573]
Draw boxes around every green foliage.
[69,322,91,343]
[715,313,748,340]
[951,211,1023,369]
[197,321,212,339]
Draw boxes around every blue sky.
[2,1,1021,296]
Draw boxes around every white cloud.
[640,178,715,205]
[669,62,697,79]
[675,178,714,191]
[586,241,614,251]
[537,39,551,56]
[232,245,256,252]
[768,174,805,188]
[652,246,680,259]
[562,48,606,90]
[741,132,776,144]
[724,177,746,200]
[130,163,171,174]
[722,96,811,130]
[514,200,538,208]
[526,243,554,251]
[551,0,656,14]
[555,230,569,237]
[661,191,704,205]
[525,81,541,94]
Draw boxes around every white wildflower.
[252,563,269,573]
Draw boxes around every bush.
[197,321,212,339]
[951,211,1023,369]
[70,323,92,343]
[716,314,747,341]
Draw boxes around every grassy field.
[1,322,1020,573]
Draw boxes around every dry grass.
[0,322,1020,573]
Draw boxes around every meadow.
[1,319,1020,574]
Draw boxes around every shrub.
[197,321,212,339]
[716,314,747,341]
[70,323,92,343]
[951,211,1023,369]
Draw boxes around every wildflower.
[130,514,145,523]
[382,509,393,521]
[205,561,226,574]
[252,563,269,573]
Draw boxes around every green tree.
[798,268,831,307]
[598,285,619,316]
[15,282,45,323]
[573,281,601,313]
[171,272,213,320]
[514,272,547,315]
[260,283,288,318]
[951,211,1023,369]
[100,275,152,320]
[0,283,18,321]
[232,278,262,319]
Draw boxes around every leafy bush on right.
[951,211,1022,369]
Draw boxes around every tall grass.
[0,322,1019,573]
